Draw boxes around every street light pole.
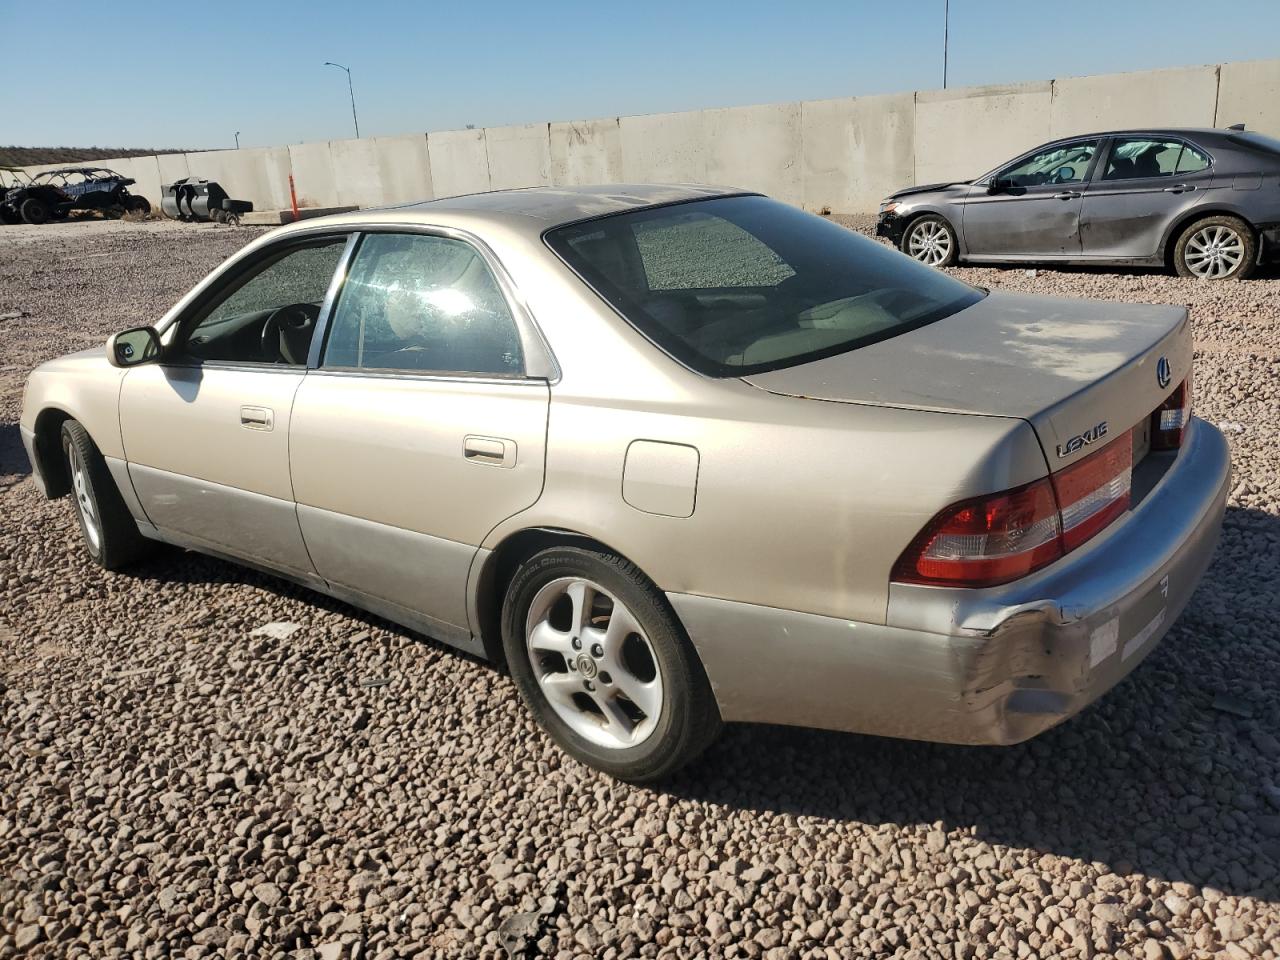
[943,0,950,89]
[324,61,360,139]
[234,131,241,149]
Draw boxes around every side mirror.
[107,326,161,368]
[987,177,1012,194]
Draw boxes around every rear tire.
[900,214,958,267]
[60,420,154,571]
[1173,215,1256,280]
[501,546,722,781]
[20,198,49,225]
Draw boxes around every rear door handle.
[239,405,274,431]
[1163,183,1195,193]
[463,435,516,468]
[1053,191,1082,200]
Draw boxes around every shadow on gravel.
[665,504,1280,903]
[0,422,32,483]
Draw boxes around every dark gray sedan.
[876,127,1280,280]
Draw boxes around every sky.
[2,0,1278,150]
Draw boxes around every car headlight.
[879,200,900,215]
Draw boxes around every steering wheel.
[260,304,319,364]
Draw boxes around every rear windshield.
[545,195,984,376]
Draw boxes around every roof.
[1054,127,1239,142]
[394,183,742,226]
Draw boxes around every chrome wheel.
[906,219,953,265]
[1184,225,1245,278]
[524,576,663,749]
[67,442,101,551]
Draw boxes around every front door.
[962,138,1100,258]
[119,235,350,578]
[1080,136,1215,259]
[289,231,550,641]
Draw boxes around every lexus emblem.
[1156,356,1172,389]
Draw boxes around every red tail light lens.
[893,429,1134,588]
[891,478,1063,587]
[1051,431,1132,551]
[1151,373,1192,451]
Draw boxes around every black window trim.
[986,136,1105,189]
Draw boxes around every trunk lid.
[742,291,1192,471]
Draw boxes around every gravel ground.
[1,218,1278,959]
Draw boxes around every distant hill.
[0,146,197,167]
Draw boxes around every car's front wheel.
[1173,215,1257,280]
[900,214,958,267]
[501,546,721,781]
[61,420,155,570]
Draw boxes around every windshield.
[546,195,984,376]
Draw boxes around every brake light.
[1151,373,1192,451]
[893,429,1133,587]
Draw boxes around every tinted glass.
[1103,138,1208,180]
[1001,141,1098,186]
[322,233,524,376]
[184,239,346,364]
[546,195,984,377]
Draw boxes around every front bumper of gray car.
[670,417,1230,745]
[874,212,908,246]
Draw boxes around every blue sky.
[2,0,1277,149]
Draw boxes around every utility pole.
[324,62,361,139]
[234,131,241,149]
[943,0,950,89]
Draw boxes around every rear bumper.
[671,418,1230,744]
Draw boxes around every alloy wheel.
[524,576,663,749]
[68,443,101,551]
[1184,225,1245,279]
[907,220,952,265]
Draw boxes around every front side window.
[322,233,524,376]
[547,195,984,377]
[1102,138,1210,180]
[181,239,347,364]
[1000,140,1099,186]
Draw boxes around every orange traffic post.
[288,175,300,222]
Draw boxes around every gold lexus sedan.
[20,185,1230,780]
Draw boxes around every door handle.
[239,405,274,431]
[1163,183,1195,193]
[1053,191,1082,200]
[463,435,516,468]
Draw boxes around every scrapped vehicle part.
[162,177,253,224]
[27,167,151,218]
[877,125,1280,278]
[20,185,1230,781]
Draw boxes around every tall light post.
[942,0,950,89]
[324,61,360,139]
[234,131,241,149]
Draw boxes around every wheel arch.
[469,526,665,667]
[1159,206,1259,268]
[899,208,962,257]
[31,406,75,498]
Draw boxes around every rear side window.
[322,233,524,376]
[1102,138,1210,180]
[547,195,984,377]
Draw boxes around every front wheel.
[1173,215,1256,280]
[900,214,958,267]
[61,420,155,570]
[501,547,721,781]
[20,198,49,225]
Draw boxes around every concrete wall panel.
[287,142,339,208]
[157,153,190,188]
[703,103,802,205]
[801,92,915,213]
[916,82,1052,185]
[372,134,433,204]
[114,155,163,206]
[549,119,623,185]
[183,147,293,210]
[1050,65,1219,139]
[620,110,706,183]
[329,137,384,208]
[1216,59,1280,136]
[485,123,552,191]
[429,128,491,199]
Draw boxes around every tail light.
[1151,373,1192,451]
[894,430,1133,587]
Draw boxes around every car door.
[119,234,352,580]
[1079,136,1215,259]
[961,139,1100,258]
[289,229,552,644]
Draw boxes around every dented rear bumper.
[670,418,1230,744]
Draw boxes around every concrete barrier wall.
[19,58,1278,216]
